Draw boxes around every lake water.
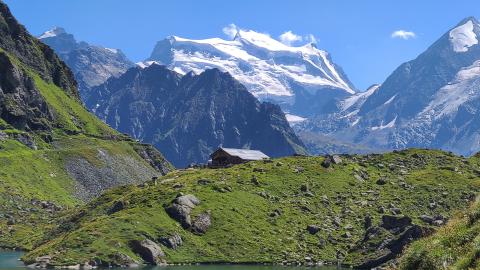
[0,252,340,269]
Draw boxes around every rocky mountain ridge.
[39,27,134,101]
[298,17,480,157]
[87,64,306,167]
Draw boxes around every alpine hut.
[209,147,270,168]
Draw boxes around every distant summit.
[38,26,66,39]
[39,27,134,101]
[143,27,355,118]
[299,16,480,156]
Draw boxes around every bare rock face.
[191,211,212,235]
[0,52,53,131]
[159,233,183,250]
[129,239,165,265]
[87,65,306,167]
[0,3,78,97]
[165,194,201,228]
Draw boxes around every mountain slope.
[0,1,172,250]
[145,28,355,117]
[87,64,306,167]
[300,17,480,156]
[22,149,480,268]
[39,27,134,101]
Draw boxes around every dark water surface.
[0,252,340,270]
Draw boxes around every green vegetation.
[398,154,480,269]
[0,46,171,251]
[22,149,480,267]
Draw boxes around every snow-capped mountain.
[299,17,480,156]
[38,27,134,100]
[144,27,355,117]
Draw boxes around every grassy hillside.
[22,149,480,267]
[0,45,172,251]
[397,154,480,269]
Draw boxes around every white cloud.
[223,23,238,39]
[391,30,416,40]
[279,30,303,46]
[305,34,317,44]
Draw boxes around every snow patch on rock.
[450,20,478,53]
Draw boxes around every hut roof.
[212,148,270,161]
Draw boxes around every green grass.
[398,197,480,269]
[0,50,170,251]
[22,149,480,267]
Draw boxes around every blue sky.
[4,0,480,90]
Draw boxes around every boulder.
[306,225,320,235]
[159,233,183,249]
[321,158,331,168]
[364,215,372,229]
[376,178,387,185]
[108,200,128,215]
[419,215,434,224]
[129,239,165,265]
[191,211,211,235]
[331,155,343,164]
[165,194,200,228]
[381,215,412,230]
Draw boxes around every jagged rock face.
[87,64,306,167]
[39,27,134,100]
[0,52,53,130]
[300,17,480,156]
[0,3,78,98]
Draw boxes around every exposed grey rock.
[129,239,165,265]
[381,215,412,230]
[108,200,128,215]
[165,194,201,228]
[65,149,163,201]
[419,215,434,224]
[159,233,182,249]
[191,211,212,235]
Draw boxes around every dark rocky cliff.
[88,64,306,167]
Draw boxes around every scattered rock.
[321,155,342,168]
[29,256,51,268]
[376,178,387,185]
[381,215,412,230]
[251,175,260,186]
[165,194,201,228]
[197,179,212,185]
[362,216,372,230]
[390,207,402,215]
[159,233,183,249]
[191,211,212,235]
[306,225,320,235]
[321,158,331,168]
[108,200,128,215]
[419,215,434,224]
[431,219,443,226]
[253,167,265,173]
[129,239,165,265]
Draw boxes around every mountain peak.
[38,27,67,39]
[456,16,479,27]
[449,17,480,53]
